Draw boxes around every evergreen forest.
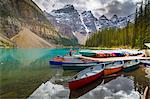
[86,0,150,49]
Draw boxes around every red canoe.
[68,64,104,90]
[96,52,107,58]
[104,61,124,75]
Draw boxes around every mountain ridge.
[44,4,134,45]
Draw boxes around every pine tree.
[125,21,130,46]
[132,8,138,48]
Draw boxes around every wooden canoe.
[104,61,124,75]
[68,64,104,90]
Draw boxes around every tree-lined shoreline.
[86,0,150,49]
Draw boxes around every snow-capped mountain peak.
[111,15,119,24]
[45,5,135,45]
[52,4,76,13]
[99,15,108,20]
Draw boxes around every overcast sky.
[33,0,142,18]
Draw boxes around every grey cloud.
[57,0,86,5]
[105,0,136,17]
[95,8,106,12]
[98,0,111,4]
[46,0,87,12]
[93,8,106,17]
[33,0,138,18]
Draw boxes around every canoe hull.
[50,60,98,65]
[69,78,104,98]
[104,67,123,75]
[123,64,139,72]
[49,60,62,65]
[96,53,107,58]
[79,51,96,57]
[69,71,104,90]
[144,63,150,66]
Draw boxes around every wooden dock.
[75,55,150,62]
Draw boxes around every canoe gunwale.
[105,60,124,69]
[69,69,104,82]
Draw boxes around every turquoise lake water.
[0,48,150,98]
[0,48,77,98]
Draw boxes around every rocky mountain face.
[50,5,86,35]
[0,33,15,48]
[44,4,134,45]
[45,4,88,44]
[95,15,111,30]
[81,11,97,34]
[44,11,74,38]
[95,14,135,30]
[0,0,66,48]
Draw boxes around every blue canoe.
[62,62,102,71]
[49,56,100,70]
[49,60,99,65]
[123,59,140,72]
[50,59,100,71]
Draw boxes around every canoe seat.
[92,70,100,73]
[86,72,95,76]
[80,74,87,78]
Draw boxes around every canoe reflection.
[69,74,121,98]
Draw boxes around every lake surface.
[0,48,150,98]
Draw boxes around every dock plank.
[75,55,150,62]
